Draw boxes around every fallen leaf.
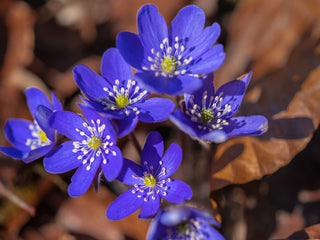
[215,0,320,85]
[56,187,149,240]
[287,223,320,239]
[269,206,305,239]
[211,24,320,190]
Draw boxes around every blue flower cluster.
[0,4,268,239]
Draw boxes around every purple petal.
[80,97,125,119]
[135,97,175,123]
[157,143,182,180]
[141,131,164,172]
[204,225,226,240]
[224,115,268,137]
[4,119,34,151]
[137,4,168,53]
[147,209,167,240]
[135,72,202,95]
[200,130,228,143]
[185,73,215,108]
[135,72,171,94]
[189,44,225,74]
[116,32,145,70]
[23,144,53,163]
[0,146,24,159]
[159,207,193,226]
[43,141,81,173]
[49,111,89,140]
[117,158,144,185]
[169,109,200,139]
[138,194,160,219]
[101,146,123,181]
[34,105,55,141]
[186,23,221,60]
[25,87,52,118]
[73,64,110,102]
[107,189,144,220]
[101,48,133,83]
[68,156,101,197]
[215,72,252,118]
[78,104,117,141]
[169,5,205,46]
[117,114,138,137]
[166,75,203,95]
[160,179,192,203]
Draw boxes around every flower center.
[143,174,156,187]
[87,136,102,150]
[176,221,191,236]
[161,56,176,72]
[201,109,214,124]
[115,93,129,108]
[38,129,49,143]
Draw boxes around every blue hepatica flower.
[73,48,175,137]
[170,71,268,143]
[44,105,123,197]
[107,131,192,220]
[147,205,225,240]
[116,4,226,95]
[0,87,62,163]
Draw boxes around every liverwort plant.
[147,205,225,240]
[116,4,226,95]
[0,87,62,163]
[73,48,175,137]
[107,131,192,220]
[44,105,122,197]
[170,71,268,143]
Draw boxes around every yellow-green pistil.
[143,174,157,187]
[201,109,214,124]
[176,221,191,235]
[161,56,176,72]
[115,94,129,108]
[39,129,49,143]
[87,136,102,150]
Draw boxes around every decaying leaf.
[288,223,320,239]
[211,20,320,190]
[56,188,149,240]
[215,0,320,84]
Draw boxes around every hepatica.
[0,87,62,163]
[44,105,123,197]
[116,4,226,95]
[147,205,225,240]
[170,71,268,143]
[107,131,192,220]
[73,48,175,137]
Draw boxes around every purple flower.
[73,48,175,137]
[0,87,62,163]
[170,71,268,143]
[116,4,226,95]
[107,131,192,220]
[44,105,123,197]
[147,205,225,240]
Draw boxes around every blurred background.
[0,0,320,239]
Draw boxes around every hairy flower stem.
[130,132,142,155]
[201,141,218,181]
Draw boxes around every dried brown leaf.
[56,188,149,240]
[287,223,320,239]
[211,29,320,190]
[1,1,35,79]
[215,0,320,85]
[270,206,305,239]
